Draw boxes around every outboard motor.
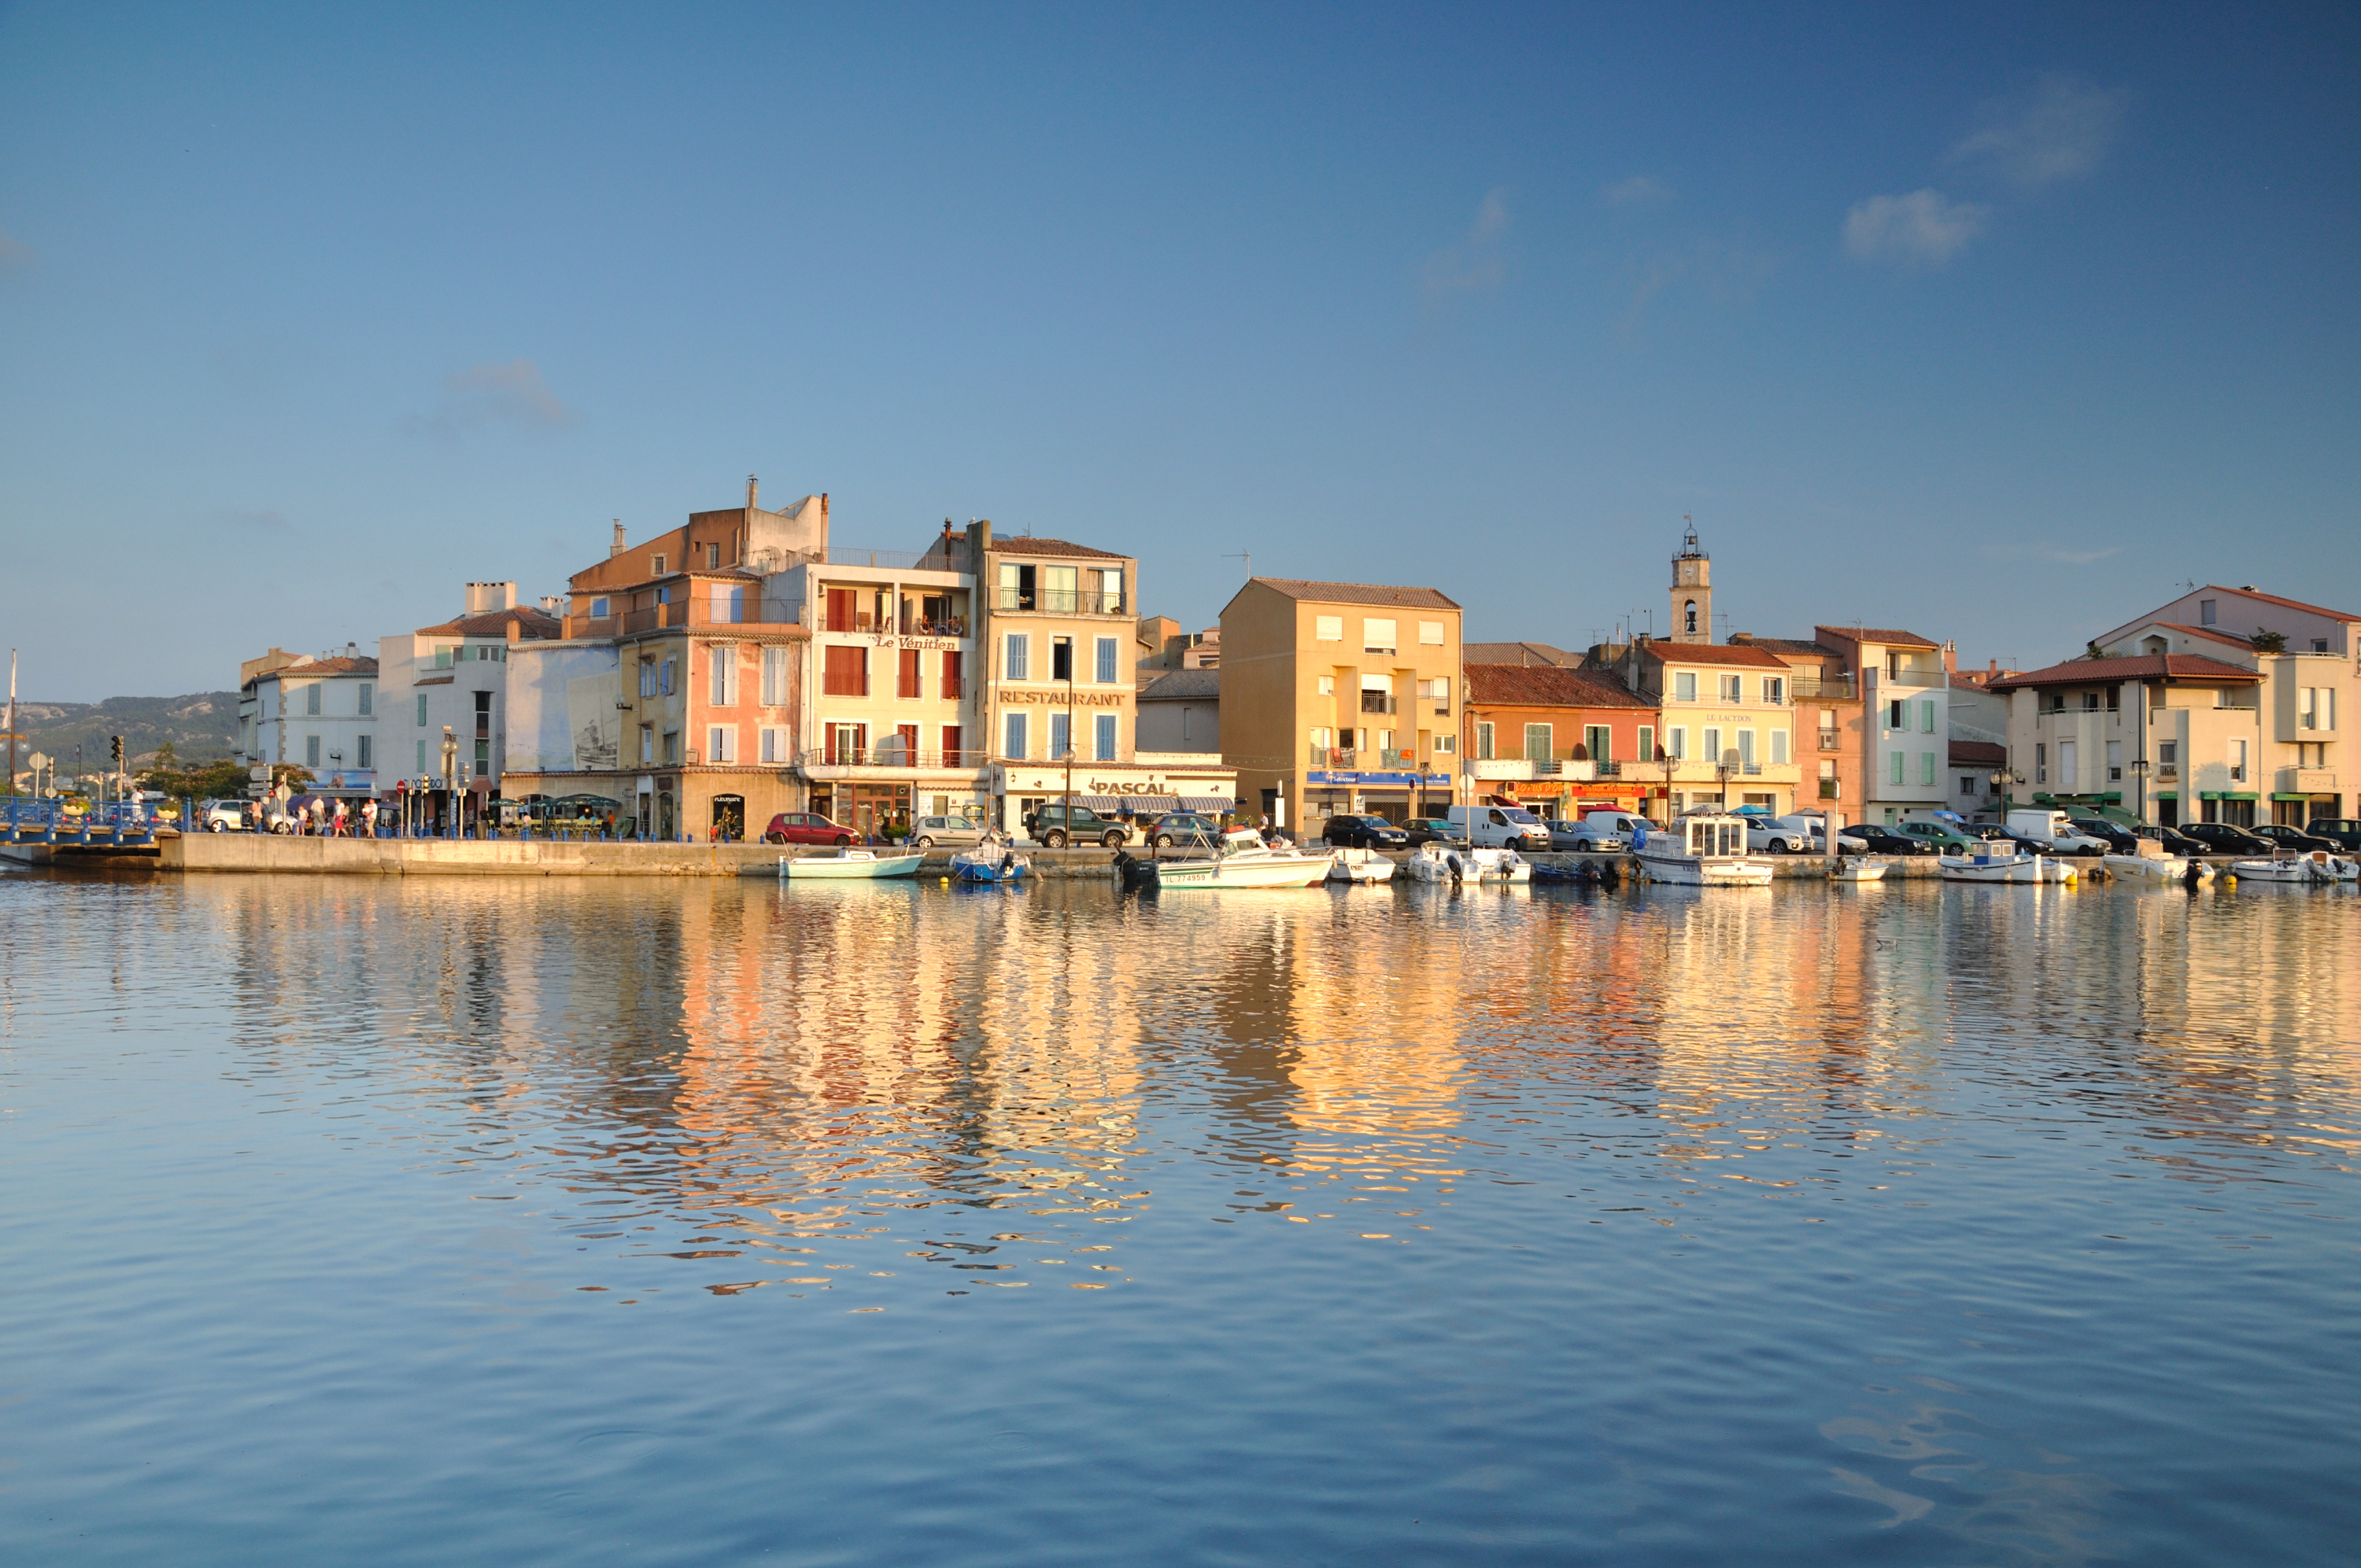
[1598,859,1620,891]
[1445,852,1463,884]
[2182,859,2202,891]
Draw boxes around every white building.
[1135,669,1220,753]
[375,582,562,815]
[235,645,381,799]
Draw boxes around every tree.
[2250,629,2288,654]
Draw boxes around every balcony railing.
[1790,675,1857,700]
[819,609,970,636]
[1817,729,1841,751]
[799,748,991,770]
[994,588,1126,615]
[590,596,806,636]
[1358,693,1396,714]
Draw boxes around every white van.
[1449,803,1551,851]
[2005,808,2108,855]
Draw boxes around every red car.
[763,811,856,847]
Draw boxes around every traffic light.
[110,736,124,769]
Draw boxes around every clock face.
[1678,563,1696,584]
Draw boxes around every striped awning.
[1177,795,1236,812]
[1072,795,1177,814]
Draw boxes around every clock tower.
[1669,522,1712,644]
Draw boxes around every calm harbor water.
[2,869,2356,1565]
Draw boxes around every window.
[662,730,679,764]
[660,659,676,696]
[1764,677,1783,704]
[1920,699,1936,733]
[590,596,610,618]
[1095,713,1118,762]
[898,647,922,699]
[1433,734,1455,754]
[1770,728,1788,766]
[2035,742,2047,783]
[1425,677,1450,713]
[1314,615,1343,642]
[762,647,788,707]
[357,735,371,769]
[1674,672,1697,703]
[1683,599,1698,635]
[434,647,451,670]
[1363,618,1397,653]
[652,553,667,576]
[2230,739,2246,782]
[706,542,720,570]
[2159,740,2176,767]
[638,659,655,698]
[1737,729,1756,767]
[358,682,373,717]
[1004,712,1028,760]
[1637,725,1654,762]
[2301,688,2336,729]
[1888,699,1905,730]
[2081,691,2101,711]
[2199,598,2216,626]
[760,726,785,764]
[1095,636,1118,684]
[711,646,735,705]
[416,694,427,726]
[1524,724,1553,762]
[1667,727,1687,760]
[2107,740,2123,782]
[709,581,745,624]
[306,734,321,768]
[1583,725,1611,762]
[708,726,735,764]
[1049,712,1071,760]
[1099,567,1125,611]
[1041,565,1078,613]
[1317,675,1335,695]
[1476,721,1495,761]
[305,683,322,717]
[823,645,867,697]
[1419,620,1446,646]
[417,739,428,773]
[1704,727,1722,766]
[941,725,963,761]
[1890,750,1905,785]
[640,725,653,765]
[1004,632,1030,681]
[1720,675,1742,702]
[1920,751,1936,787]
[2313,638,2330,652]
[2060,740,2078,789]
[1961,776,1978,796]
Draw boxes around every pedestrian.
[362,799,378,837]
[333,799,349,837]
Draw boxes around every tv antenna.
[1224,551,1251,581]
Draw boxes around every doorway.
[710,793,745,843]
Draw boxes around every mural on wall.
[568,674,619,771]
[504,645,621,774]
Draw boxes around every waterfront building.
[1462,663,1657,819]
[1218,577,1460,830]
[233,644,380,800]
[1810,627,1956,826]
[1726,635,1865,818]
[374,583,560,828]
[1991,585,2359,827]
[1136,669,1221,754]
[1607,636,1800,816]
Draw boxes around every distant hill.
[5,692,240,769]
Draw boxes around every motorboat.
[779,847,925,880]
[2230,851,2359,884]
[1402,842,1457,884]
[1399,840,1528,884]
[1828,855,1886,883]
[1938,851,2042,884]
[1326,847,1397,884]
[1145,828,1332,889]
[1633,814,1774,886]
[1463,847,1532,884]
[2104,850,2208,882]
[951,834,1031,883]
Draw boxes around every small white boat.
[1634,814,1774,886]
[1828,855,1886,883]
[2230,851,2359,884]
[1464,847,1532,884]
[1150,828,1332,889]
[1402,842,1457,883]
[2038,855,2080,883]
[951,834,1031,883]
[780,847,925,880]
[2104,850,2207,881]
[1327,847,1397,884]
[1939,851,2041,883]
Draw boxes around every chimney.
[610,520,626,558]
[506,620,522,647]
[747,474,759,511]
[345,642,357,659]
[540,596,561,614]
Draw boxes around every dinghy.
[779,847,924,880]
[1326,847,1397,884]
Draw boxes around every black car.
[2176,822,2274,857]
[2141,825,2208,857]
[1321,814,1408,850]
[1836,825,1935,855]
[1402,817,1465,847]
[2067,817,2141,853]
[2252,823,2341,854]
[2307,818,2361,851]
[1023,803,1130,848]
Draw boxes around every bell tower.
[1669,519,1712,644]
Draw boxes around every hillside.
[5,692,240,769]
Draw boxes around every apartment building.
[1464,663,1657,818]
[1219,578,1461,829]
[1727,635,1864,816]
[1991,586,2360,827]
[375,582,560,828]
[1609,638,1800,815]
[1812,627,1955,825]
[235,645,380,799]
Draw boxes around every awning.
[2200,791,2259,801]
[1177,795,1236,812]
[2152,791,2178,800]
[2270,791,2334,801]
[1071,794,1177,813]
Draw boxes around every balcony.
[1358,692,1397,715]
[1790,674,1857,700]
[799,748,991,772]
[1883,662,1946,688]
[1817,729,1841,751]
[2279,767,2337,794]
[594,596,807,636]
[820,608,969,636]
[994,588,1126,615]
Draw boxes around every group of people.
[273,789,378,837]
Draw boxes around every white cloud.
[1953,75,2128,188]
[1602,175,1673,206]
[1843,189,1988,265]
[1421,188,1510,296]
[403,357,578,437]
[0,227,35,274]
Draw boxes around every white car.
[1747,814,1815,854]
[200,799,251,832]
[1566,810,1654,852]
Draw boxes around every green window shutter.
[1889,751,1905,785]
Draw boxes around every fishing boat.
[779,847,925,880]
[1633,813,1774,886]
[1326,847,1397,884]
[1145,828,1332,889]
[1938,850,2041,883]
[1828,855,1887,883]
[950,834,1031,883]
[2230,850,2359,884]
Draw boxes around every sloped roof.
[415,606,563,640]
[2202,584,2361,622]
[1990,653,2261,692]
[1251,577,1460,610]
[1467,663,1651,709]
[986,537,1129,561]
[1463,640,1576,666]
[1139,670,1219,702]
[1735,636,1837,657]
[1949,740,2008,767]
[1639,640,1790,669]
[1814,625,1941,650]
[2148,621,2258,651]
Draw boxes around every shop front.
[995,758,1239,836]
[1303,766,1454,826]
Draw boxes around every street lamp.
[2127,757,2151,826]
[1989,767,2023,821]
[440,727,459,837]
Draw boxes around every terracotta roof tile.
[1813,625,1942,650]
[1640,640,1791,670]
[1467,663,1651,709]
[1989,653,2261,691]
[1949,740,2008,767]
[985,537,1130,561]
[2149,621,2258,650]
[1734,636,1838,657]
[416,607,563,639]
[1462,640,1577,666]
[1139,670,1219,701]
[1251,577,1461,611]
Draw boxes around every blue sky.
[2,3,2355,700]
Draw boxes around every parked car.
[763,811,857,847]
[2305,818,2361,851]
[907,814,988,850]
[1402,817,1464,847]
[1567,810,1654,852]
[1145,812,1224,848]
[2142,825,2210,857]
[1321,814,1408,850]
[2065,816,2142,853]
[1024,803,1130,849]
[2004,809,2109,856]
[1448,804,1552,851]
[1960,822,2032,853]
[1747,816,1816,854]
[2251,823,2341,854]
[1836,824,1934,856]
[200,798,251,832]
[1549,817,1624,853]
[2176,821,2274,857]
[1893,820,1983,854]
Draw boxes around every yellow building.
[1610,639,1801,815]
[1218,577,1461,831]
